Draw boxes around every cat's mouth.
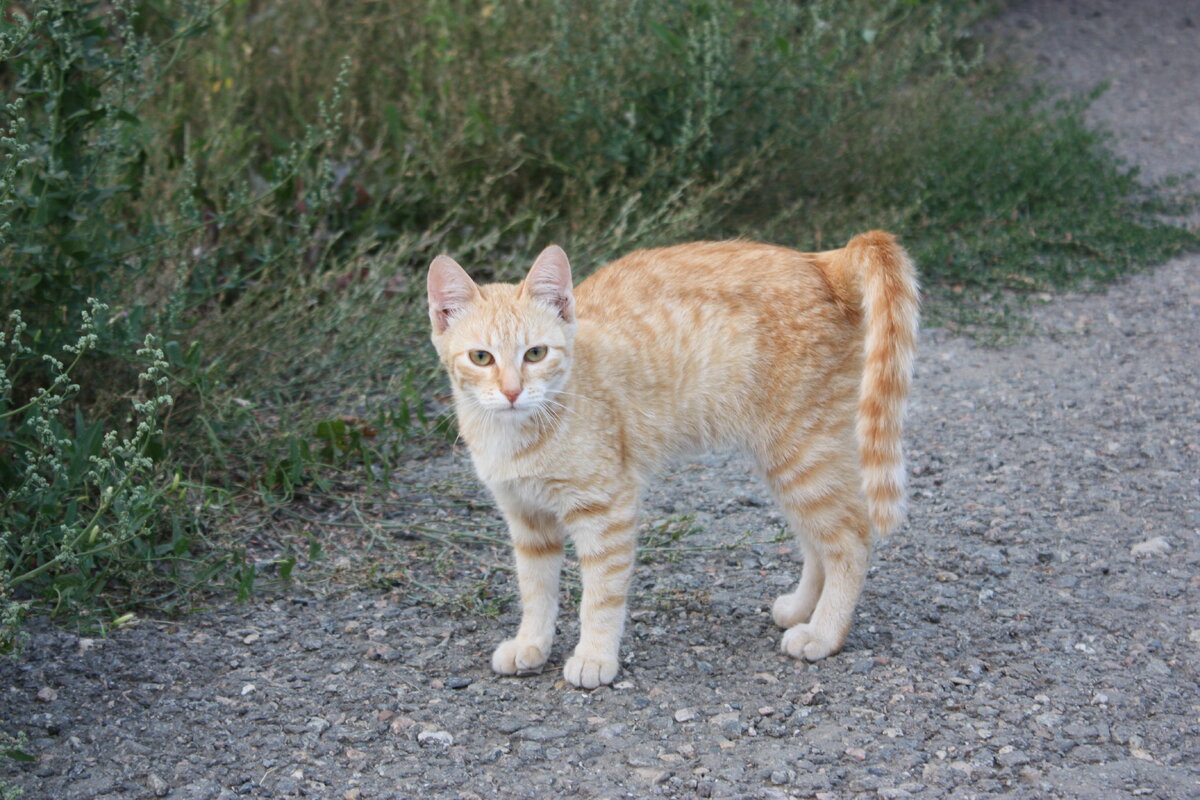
[487,400,536,418]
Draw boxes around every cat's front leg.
[492,505,565,676]
[563,488,639,689]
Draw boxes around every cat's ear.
[428,255,480,334]
[522,244,575,324]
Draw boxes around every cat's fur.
[427,232,918,688]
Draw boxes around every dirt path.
[4,3,1198,799]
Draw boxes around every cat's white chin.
[478,402,539,421]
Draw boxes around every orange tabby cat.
[427,232,918,688]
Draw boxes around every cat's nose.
[503,388,521,405]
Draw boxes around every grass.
[1,0,1197,651]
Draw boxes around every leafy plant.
[0,303,180,652]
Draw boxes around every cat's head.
[427,245,576,424]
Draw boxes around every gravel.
[4,2,1199,798]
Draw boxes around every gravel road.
[3,2,1198,799]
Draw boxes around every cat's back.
[574,240,852,332]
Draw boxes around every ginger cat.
[427,232,918,688]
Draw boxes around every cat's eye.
[524,346,548,363]
[468,350,494,366]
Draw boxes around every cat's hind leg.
[492,504,565,676]
[771,537,823,628]
[764,437,871,661]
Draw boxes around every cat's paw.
[491,638,550,675]
[780,623,843,662]
[772,589,817,628]
[563,654,619,689]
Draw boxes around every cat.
[427,232,918,688]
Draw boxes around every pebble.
[1130,537,1170,557]
[996,748,1030,768]
[147,773,168,797]
[770,769,795,785]
[513,725,568,742]
[492,717,531,735]
[674,708,696,723]
[416,729,454,748]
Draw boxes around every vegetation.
[1,0,1195,650]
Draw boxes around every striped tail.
[822,231,919,535]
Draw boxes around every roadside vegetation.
[2,0,1195,652]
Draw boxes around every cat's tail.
[824,231,919,535]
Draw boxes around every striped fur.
[428,232,918,688]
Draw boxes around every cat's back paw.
[780,623,843,662]
[563,654,619,689]
[491,638,550,675]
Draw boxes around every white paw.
[491,638,549,675]
[780,623,843,662]
[563,653,619,689]
[772,591,816,629]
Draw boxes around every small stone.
[996,748,1030,768]
[770,769,795,785]
[710,712,741,737]
[674,708,696,723]
[1072,745,1108,763]
[757,706,776,716]
[389,716,417,734]
[416,729,454,747]
[845,747,867,761]
[147,773,168,797]
[366,644,400,662]
[513,725,568,742]
[446,676,472,689]
[1130,537,1170,557]
[242,632,260,645]
[802,686,827,705]
[344,789,361,800]
[492,717,530,735]
[633,767,671,785]
[241,684,256,696]
[753,672,778,684]
[36,686,57,703]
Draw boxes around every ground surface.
[3,2,1199,799]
